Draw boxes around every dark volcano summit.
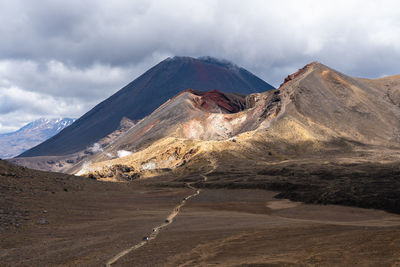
[19,56,274,157]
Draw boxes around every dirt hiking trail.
[106,160,217,266]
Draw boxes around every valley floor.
[113,189,400,266]
[0,182,191,266]
[2,172,400,266]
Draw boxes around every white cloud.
[0,58,162,133]
[0,84,83,133]
[1,0,400,132]
[0,59,138,99]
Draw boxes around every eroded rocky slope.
[78,62,400,183]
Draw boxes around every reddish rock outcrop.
[280,62,317,87]
[186,89,247,113]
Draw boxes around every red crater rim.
[185,89,248,113]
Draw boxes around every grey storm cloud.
[1,0,400,132]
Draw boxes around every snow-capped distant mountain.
[0,118,75,159]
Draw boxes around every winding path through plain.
[106,160,217,266]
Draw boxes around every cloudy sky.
[1,0,400,133]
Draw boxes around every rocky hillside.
[18,56,274,158]
[72,62,400,215]
[76,62,400,180]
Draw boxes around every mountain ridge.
[75,61,400,181]
[19,56,274,158]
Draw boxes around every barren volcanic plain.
[1,159,400,266]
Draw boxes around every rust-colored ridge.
[279,62,318,88]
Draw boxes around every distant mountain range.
[0,118,74,159]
